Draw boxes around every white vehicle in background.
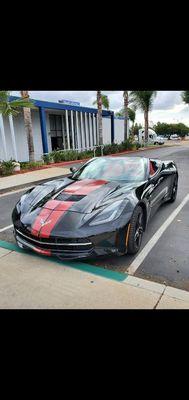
[170,134,181,140]
[138,129,164,145]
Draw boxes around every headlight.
[16,202,21,213]
[89,200,126,226]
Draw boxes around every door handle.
[157,177,164,184]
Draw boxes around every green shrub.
[42,153,54,164]
[51,151,65,163]
[0,159,15,176]
[20,161,44,170]
[135,142,141,150]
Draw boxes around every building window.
[49,114,64,151]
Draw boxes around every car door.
[144,160,170,217]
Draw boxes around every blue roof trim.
[9,96,112,116]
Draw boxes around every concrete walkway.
[0,166,70,193]
[0,246,189,309]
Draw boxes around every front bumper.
[14,228,120,260]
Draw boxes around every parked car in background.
[155,136,165,145]
[170,134,181,140]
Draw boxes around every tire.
[127,206,144,255]
[168,175,178,203]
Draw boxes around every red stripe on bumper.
[33,247,51,256]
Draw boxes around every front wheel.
[168,175,178,203]
[127,206,144,255]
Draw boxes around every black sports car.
[12,156,178,260]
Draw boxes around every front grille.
[15,229,93,253]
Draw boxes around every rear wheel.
[168,175,178,203]
[127,206,144,255]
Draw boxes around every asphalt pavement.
[0,143,189,292]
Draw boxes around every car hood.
[18,177,143,215]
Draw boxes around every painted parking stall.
[0,144,189,291]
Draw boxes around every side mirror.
[70,167,77,174]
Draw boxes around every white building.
[0,96,129,162]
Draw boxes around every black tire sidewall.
[127,206,144,255]
[169,175,178,202]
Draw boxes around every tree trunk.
[20,91,35,162]
[124,91,128,141]
[144,109,149,144]
[97,91,103,145]
[132,123,135,138]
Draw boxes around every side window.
[149,160,159,176]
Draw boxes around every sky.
[12,91,189,127]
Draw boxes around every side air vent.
[56,193,86,202]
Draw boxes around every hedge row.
[42,140,141,164]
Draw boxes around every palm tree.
[0,91,35,161]
[20,91,36,162]
[0,91,35,116]
[123,91,129,141]
[181,91,189,105]
[128,107,136,137]
[93,93,110,110]
[129,91,157,143]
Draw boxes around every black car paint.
[12,157,178,260]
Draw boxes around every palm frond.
[129,91,157,111]
[9,99,36,109]
[181,91,189,104]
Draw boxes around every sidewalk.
[0,244,189,309]
[0,166,70,193]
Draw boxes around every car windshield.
[72,157,147,182]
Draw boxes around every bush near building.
[0,140,141,176]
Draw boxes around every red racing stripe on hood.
[31,208,53,237]
[63,179,107,195]
[31,200,73,237]
[39,201,74,238]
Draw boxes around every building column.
[8,115,18,161]
[76,111,81,150]
[70,110,75,150]
[88,113,92,147]
[85,113,89,149]
[80,112,85,150]
[61,115,66,149]
[0,114,8,160]
[65,110,70,150]
[39,107,48,154]
[93,114,97,145]
[111,112,115,144]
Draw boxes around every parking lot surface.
[0,142,189,292]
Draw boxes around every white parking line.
[127,193,189,275]
[0,225,13,233]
